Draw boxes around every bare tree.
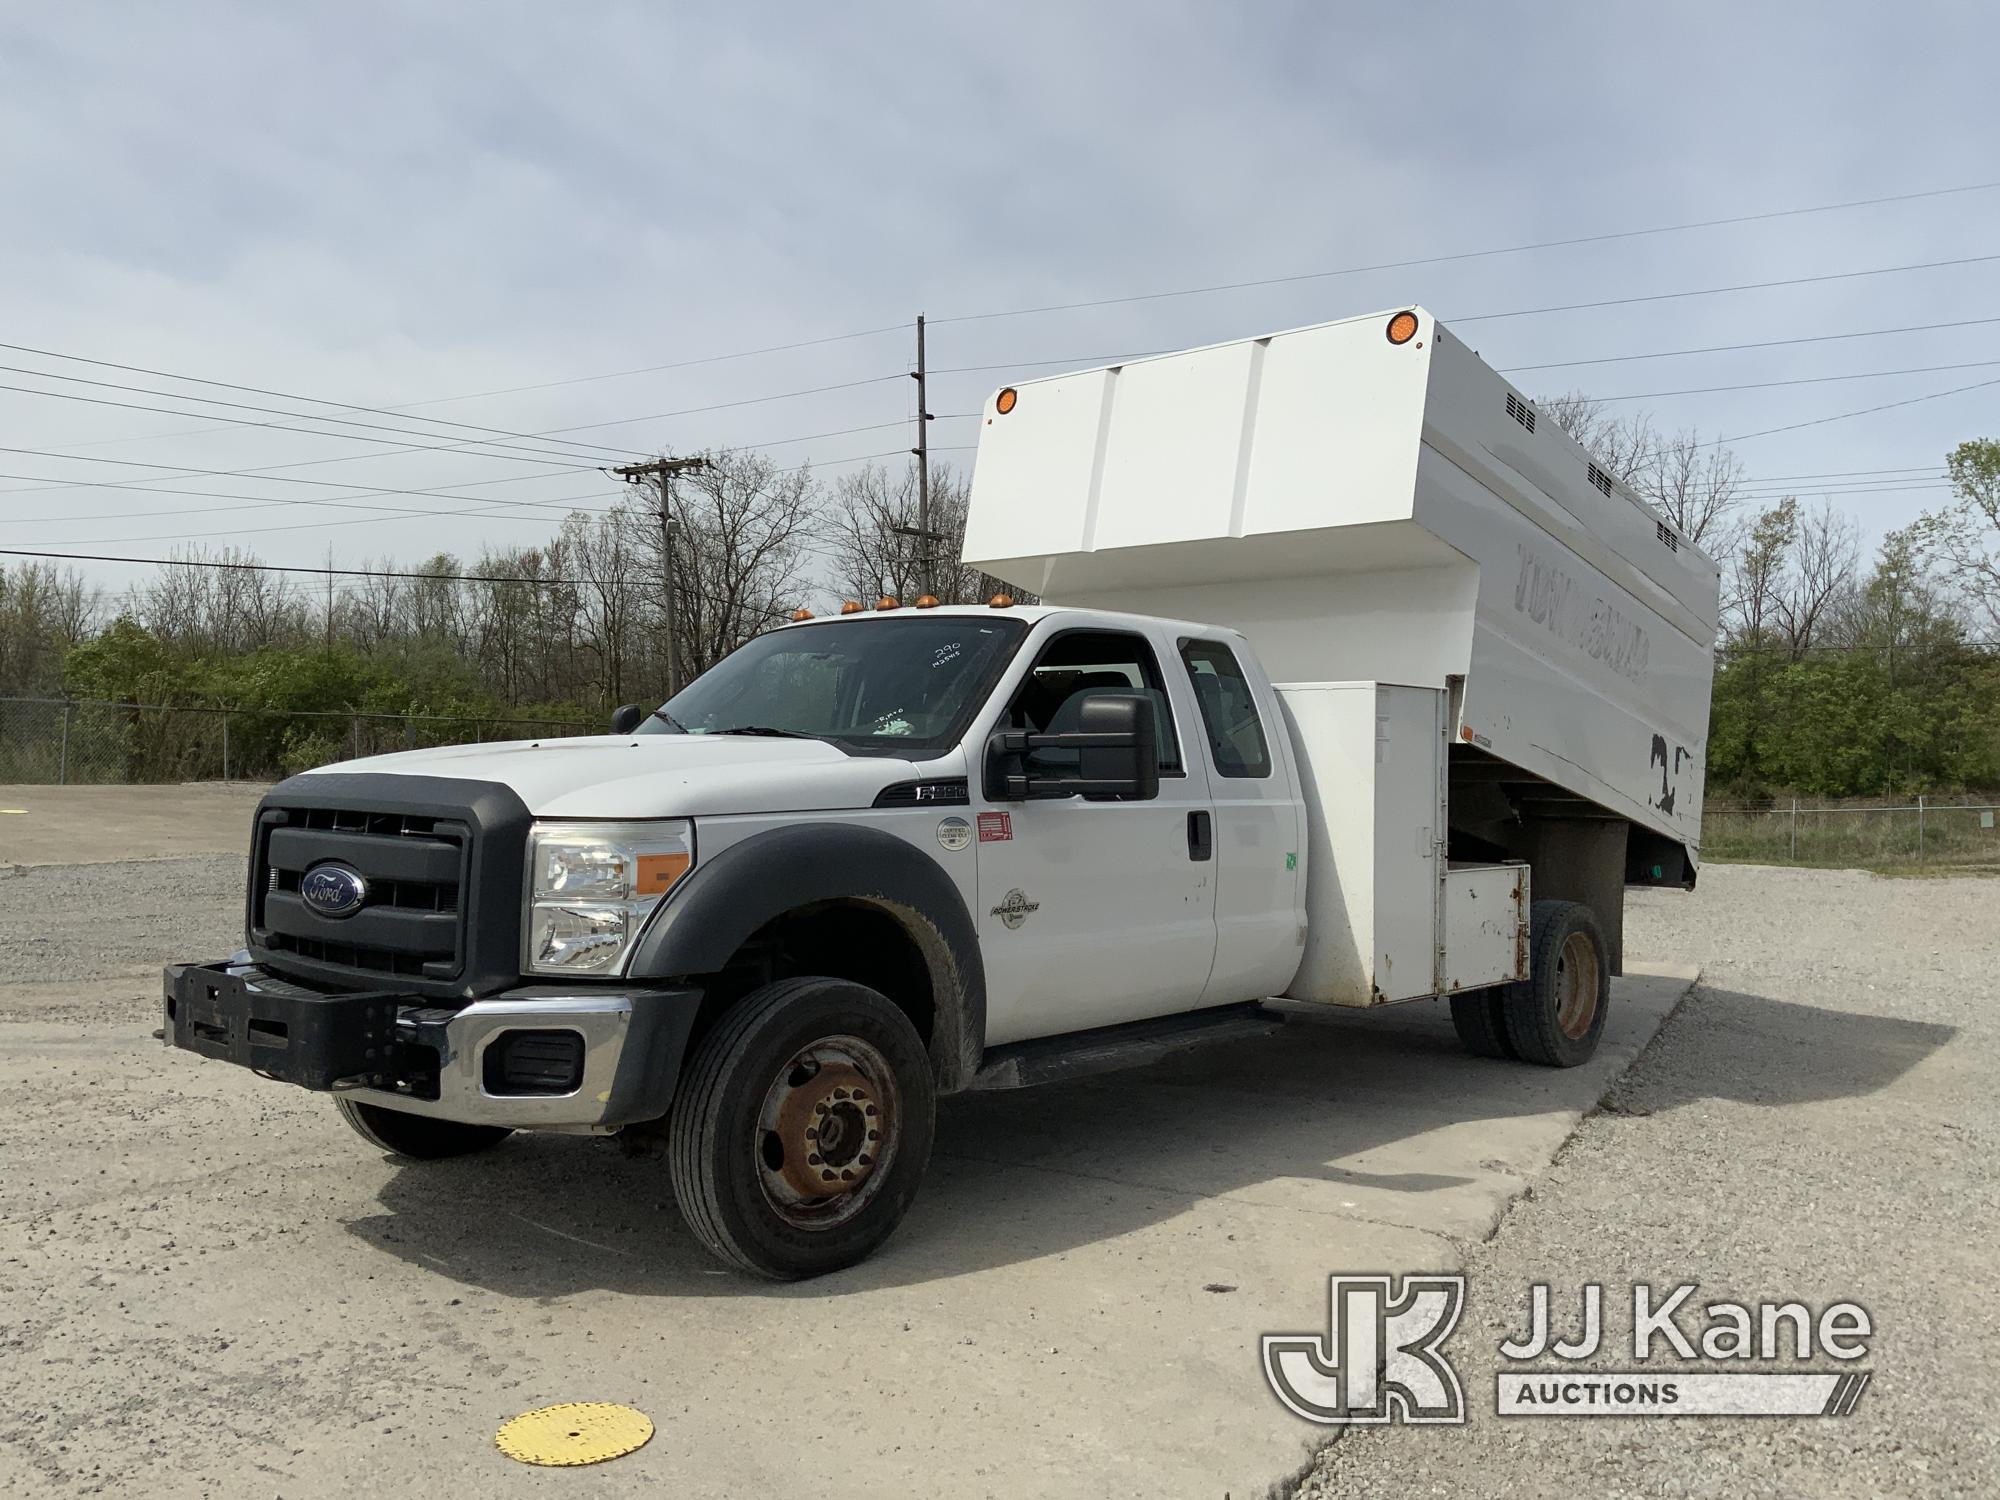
[1650,428,1746,549]
[824,462,926,605]
[660,449,819,678]
[1770,499,1859,660]
[1538,392,1744,552]
[0,561,99,693]
[823,459,1028,608]
[1725,498,1797,646]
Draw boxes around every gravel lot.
[1301,865,1998,1499]
[1,835,1991,1497]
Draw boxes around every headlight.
[524,820,693,976]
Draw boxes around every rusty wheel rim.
[1554,930,1600,1041]
[754,1034,901,1230]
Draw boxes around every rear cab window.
[1178,638,1271,778]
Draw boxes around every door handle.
[1187,810,1213,862]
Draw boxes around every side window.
[1006,629,1181,777]
[1179,639,1271,779]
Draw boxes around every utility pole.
[610,455,711,697]
[896,313,943,598]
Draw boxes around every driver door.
[974,626,1218,1046]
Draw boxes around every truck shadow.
[343,982,1953,1300]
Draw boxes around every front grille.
[253,803,470,986]
[245,772,532,1000]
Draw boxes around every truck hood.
[300,734,931,818]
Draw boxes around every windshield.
[640,615,1030,756]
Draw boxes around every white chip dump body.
[961,305,1720,858]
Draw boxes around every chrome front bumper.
[164,960,701,1130]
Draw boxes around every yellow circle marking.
[495,1402,654,1467]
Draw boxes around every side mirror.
[610,703,646,735]
[984,692,1160,802]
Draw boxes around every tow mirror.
[610,703,646,735]
[984,692,1159,802]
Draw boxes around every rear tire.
[334,1097,513,1159]
[1500,899,1609,1068]
[668,975,935,1280]
[1449,990,1517,1059]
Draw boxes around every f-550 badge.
[990,889,1040,930]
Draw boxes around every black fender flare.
[627,822,986,1092]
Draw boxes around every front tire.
[668,976,936,1280]
[334,1097,513,1159]
[1499,899,1610,1067]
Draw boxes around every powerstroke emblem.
[989,889,1040,930]
[299,863,368,918]
[1263,1275,1467,1424]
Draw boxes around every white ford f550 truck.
[165,306,1719,1279]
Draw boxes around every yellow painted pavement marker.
[496,1402,654,1467]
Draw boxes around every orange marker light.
[1386,311,1419,346]
[790,608,814,622]
[988,593,1015,608]
[839,600,865,615]
[995,387,1018,415]
[914,594,940,608]
[876,597,900,611]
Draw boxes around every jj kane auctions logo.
[1264,1277,1874,1424]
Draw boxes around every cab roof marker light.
[790,608,814,621]
[876,597,900,611]
[839,600,865,615]
[914,594,940,608]
[988,593,1015,608]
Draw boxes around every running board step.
[969,1003,1284,1092]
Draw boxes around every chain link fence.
[0,697,598,785]
[1703,798,2000,870]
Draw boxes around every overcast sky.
[3,2,1997,599]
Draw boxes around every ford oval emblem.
[300,863,368,919]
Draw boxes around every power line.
[1587,358,2000,404]
[1717,373,2000,446]
[0,409,932,511]
[17,446,976,548]
[1502,315,2000,374]
[0,372,910,502]
[515,374,908,437]
[1450,253,2000,328]
[0,375,628,470]
[930,180,2000,324]
[0,448,610,516]
[0,342,647,462]
[373,324,910,412]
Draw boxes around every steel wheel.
[1553,929,1601,1041]
[753,1034,903,1230]
[1499,899,1610,1067]
[668,975,935,1278]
